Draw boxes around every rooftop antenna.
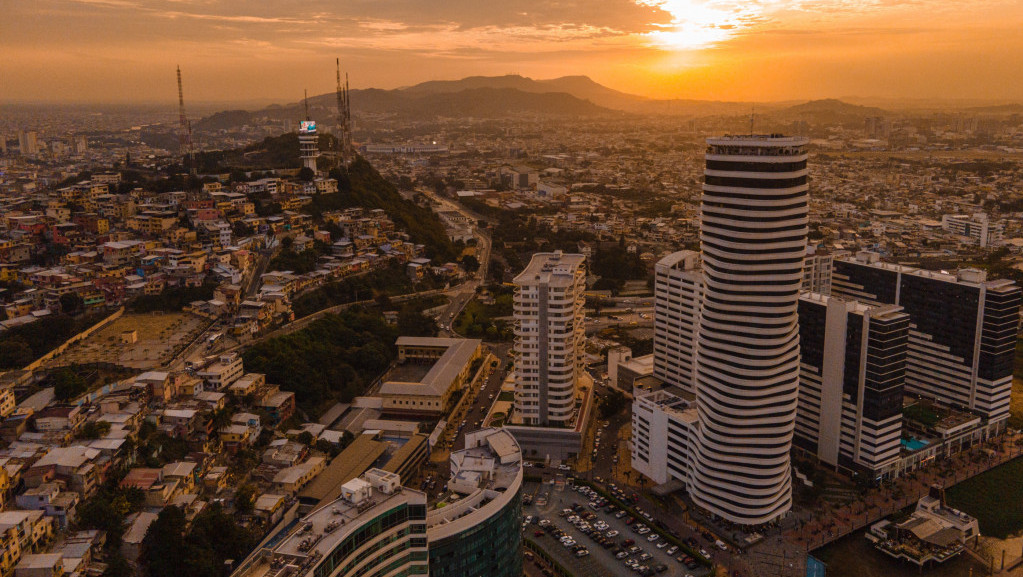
[304,89,310,121]
[750,103,756,136]
[176,66,195,176]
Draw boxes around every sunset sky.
[3,0,1023,104]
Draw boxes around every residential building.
[941,213,1003,247]
[652,250,701,394]
[512,251,586,426]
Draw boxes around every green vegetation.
[76,483,146,548]
[597,389,628,419]
[946,456,1023,539]
[243,309,399,417]
[141,504,258,577]
[44,363,138,403]
[397,308,438,337]
[454,289,514,341]
[51,366,89,401]
[291,262,439,318]
[902,403,941,428]
[591,240,648,294]
[129,282,217,313]
[0,312,110,370]
[304,157,457,262]
[77,420,112,439]
[268,247,322,274]
[498,391,515,402]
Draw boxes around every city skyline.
[4,0,1023,104]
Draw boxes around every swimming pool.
[901,437,930,451]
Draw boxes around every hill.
[769,98,888,125]
[195,83,617,131]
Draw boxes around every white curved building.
[689,135,809,526]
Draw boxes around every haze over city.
[4,2,1023,577]
[5,0,1023,103]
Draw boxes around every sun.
[636,0,774,50]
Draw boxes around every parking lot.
[523,481,711,577]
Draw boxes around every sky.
[3,0,1023,104]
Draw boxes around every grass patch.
[498,391,515,402]
[902,403,941,428]
[946,457,1023,539]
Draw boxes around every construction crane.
[176,66,195,176]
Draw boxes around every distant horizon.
[2,72,1021,111]
[5,1,1023,105]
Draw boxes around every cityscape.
[4,2,1023,577]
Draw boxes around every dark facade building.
[795,293,910,480]
[832,251,1021,424]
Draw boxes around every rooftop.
[513,251,586,287]
[379,337,482,398]
[236,469,424,577]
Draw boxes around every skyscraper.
[689,135,809,526]
[512,251,586,427]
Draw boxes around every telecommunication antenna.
[750,104,756,136]
[335,58,353,169]
[304,89,310,121]
[176,66,195,175]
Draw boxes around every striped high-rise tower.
[690,135,809,525]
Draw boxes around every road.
[417,188,495,337]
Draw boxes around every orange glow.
[1,0,1022,103]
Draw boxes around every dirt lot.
[52,312,208,370]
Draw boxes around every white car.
[647,534,659,542]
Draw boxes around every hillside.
[307,156,457,262]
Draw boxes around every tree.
[296,431,315,446]
[78,420,111,440]
[298,166,315,182]
[53,367,89,401]
[141,507,195,577]
[102,552,132,577]
[598,389,628,419]
[234,484,257,514]
[460,254,480,273]
[0,339,33,369]
[397,308,437,337]
[59,292,84,315]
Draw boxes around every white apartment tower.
[652,250,702,394]
[690,135,809,526]
[513,251,586,426]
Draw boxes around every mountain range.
[196,74,899,130]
